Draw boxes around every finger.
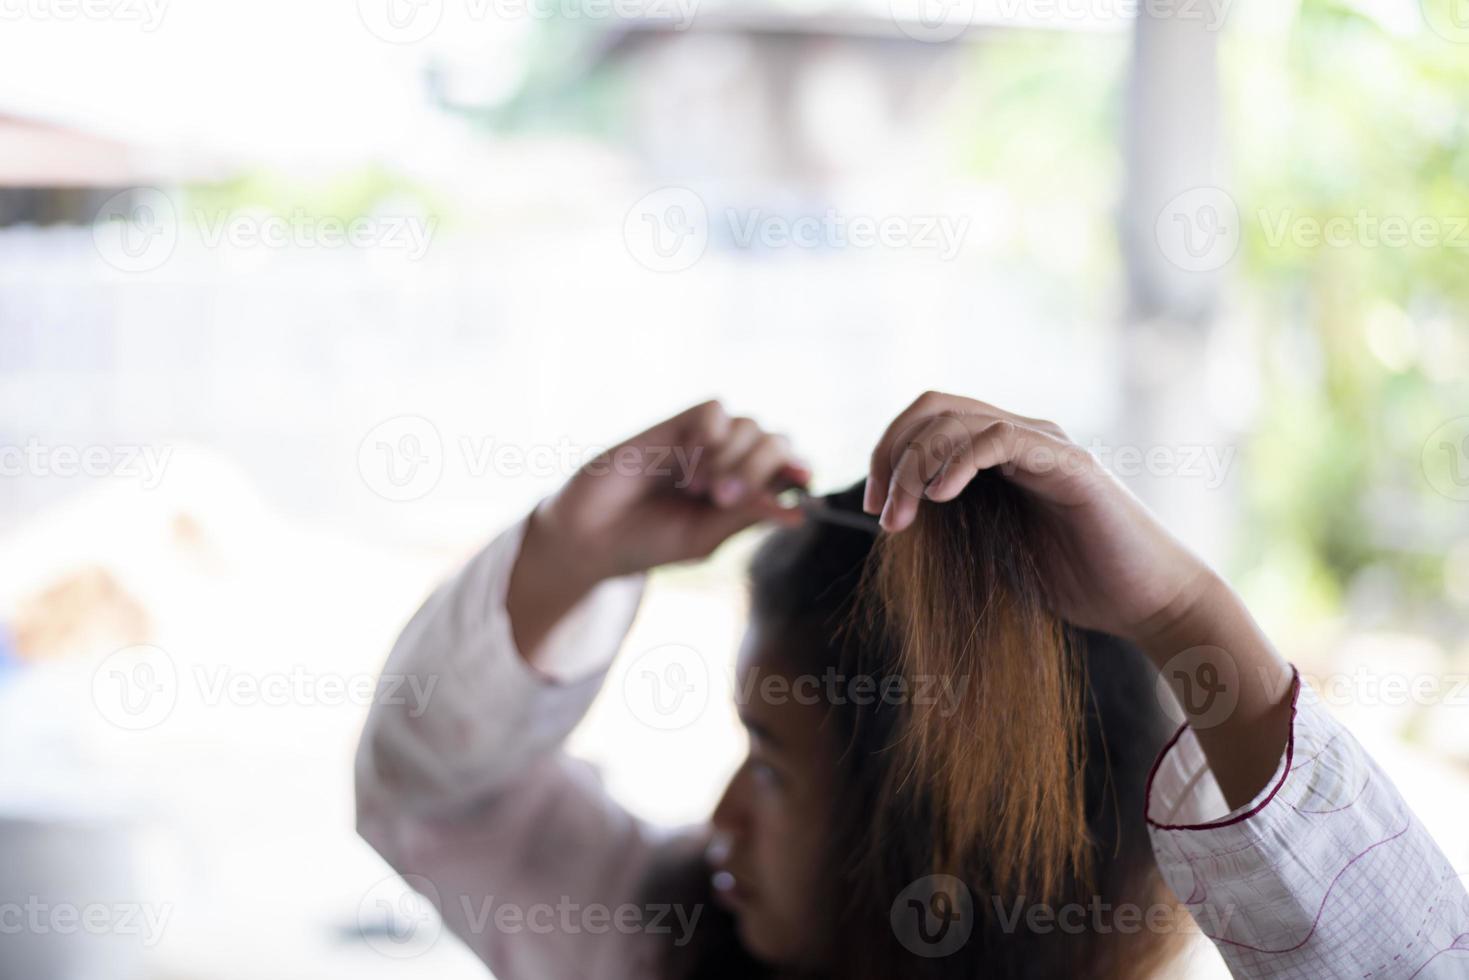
[869,393,1069,520]
[613,400,731,490]
[627,399,728,450]
[880,413,978,532]
[954,419,1098,500]
[685,493,804,559]
[881,419,1098,532]
[714,433,797,507]
[775,459,813,492]
[865,390,954,514]
[699,418,763,499]
[865,391,1029,515]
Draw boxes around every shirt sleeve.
[1146,668,1469,979]
[354,515,678,980]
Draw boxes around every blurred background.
[1,0,1468,976]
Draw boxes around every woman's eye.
[749,758,782,788]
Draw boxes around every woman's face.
[708,623,835,970]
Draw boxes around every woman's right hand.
[508,401,808,664]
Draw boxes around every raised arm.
[354,514,655,977]
[866,390,1469,979]
[356,400,809,980]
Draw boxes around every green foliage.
[951,32,1129,291]
[184,166,446,226]
[1227,0,1469,634]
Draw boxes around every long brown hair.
[661,474,1182,978]
[866,470,1091,906]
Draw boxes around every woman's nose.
[710,764,750,838]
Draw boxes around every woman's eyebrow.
[738,714,783,750]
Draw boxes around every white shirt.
[356,516,1469,978]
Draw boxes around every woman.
[356,392,1468,978]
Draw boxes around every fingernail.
[714,478,747,506]
[862,481,880,515]
[878,495,894,530]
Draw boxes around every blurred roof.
[590,2,1128,63]
[0,113,229,188]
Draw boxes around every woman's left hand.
[863,390,1211,645]
[864,390,1294,808]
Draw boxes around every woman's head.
[701,476,1180,978]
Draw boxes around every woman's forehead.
[733,625,837,753]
